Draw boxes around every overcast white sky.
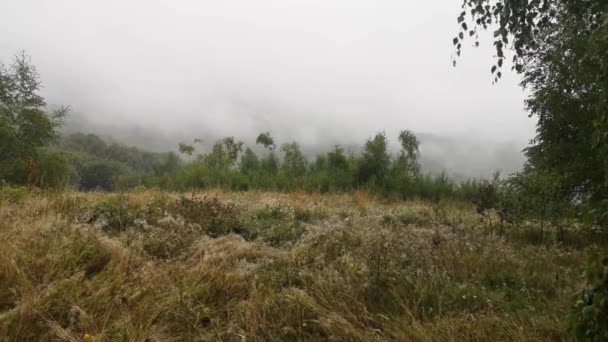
[0,0,535,158]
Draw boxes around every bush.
[90,195,134,233]
[171,196,245,238]
[37,151,73,188]
[256,222,306,247]
[570,252,608,341]
[78,159,130,191]
[255,206,288,221]
[0,185,28,204]
[294,207,313,222]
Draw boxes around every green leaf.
[497,48,504,58]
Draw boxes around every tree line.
[0,52,484,200]
[0,53,587,253]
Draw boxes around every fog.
[0,0,535,178]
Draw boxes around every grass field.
[0,188,598,341]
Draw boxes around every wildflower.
[84,333,94,341]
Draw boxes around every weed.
[172,195,243,237]
[353,190,369,212]
[88,195,134,233]
[0,190,598,341]
[255,206,288,220]
[0,186,28,205]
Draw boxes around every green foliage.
[37,151,73,189]
[454,0,607,77]
[1,85,488,202]
[203,137,243,170]
[0,52,68,187]
[308,145,354,192]
[6,107,488,203]
[239,147,260,175]
[326,145,350,173]
[256,132,276,150]
[255,206,288,221]
[90,195,133,233]
[395,129,421,176]
[495,166,571,242]
[178,142,195,156]
[260,151,279,176]
[78,159,129,191]
[159,131,488,201]
[460,5,608,335]
[54,133,184,190]
[280,142,308,179]
[458,0,608,227]
[256,221,306,247]
[521,22,608,229]
[570,252,608,341]
[152,152,181,176]
[312,154,327,172]
[357,133,391,186]
[0,185,28,205]
[474,182,497,219]
[251,206,308,246]
[61,133,107,156]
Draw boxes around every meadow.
[0,187,599,341]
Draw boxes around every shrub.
[294,207,313,222]
[37,151,72,188]
[78,159,130,191]
[473,182,497,222]
[171,196,244,238]
[90,195,134,233]
[255,206,288,221]
[0,185,28,204]
[256,222,306,247]
[569,252,608,341]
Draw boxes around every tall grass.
[0,188,597,341]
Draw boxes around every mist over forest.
[2,0,534,183]
[61,110,526,180]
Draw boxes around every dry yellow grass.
[353,190,369,212]
[0,188,596,341]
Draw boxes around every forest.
[1,0,608,341]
